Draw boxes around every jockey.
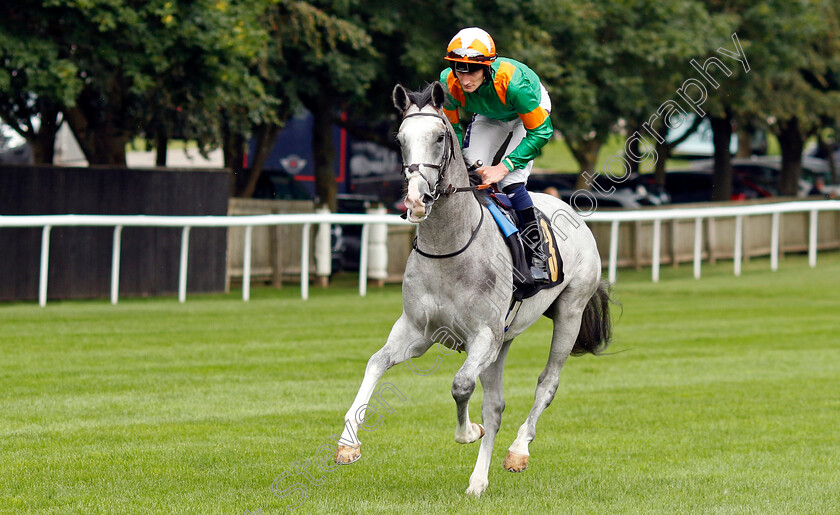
[439,27,554,284]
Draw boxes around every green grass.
[534,135,695,175]
[2,252,839,514]
[533,131,796,175]
[126,138,200,152]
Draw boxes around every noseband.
[399,112,456,202]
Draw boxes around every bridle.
[399,110,486,259]
[399,111,456,202]
[399,111,489,200]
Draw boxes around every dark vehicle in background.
[674,156,835,201]
[664,170,768,203]
[550,188,646,210]
[0,123,33,165]
[330,194,383,272]
[253,169,313,200]
[252,170,383,272]
[529,172,670,206]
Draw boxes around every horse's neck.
[416,162,482,253]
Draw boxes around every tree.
[503,0,730,189]
[0,4,82,163]
[702,0,840,197]
[221,0,378,205]
[0,0,272,166]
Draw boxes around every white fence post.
[652,219,662,283]
[314,206,332,286]
[178,226,191,303]
[608,220,619,284]
[693,217,703,279]
[111,225,123,305]
[367,206,389,285]
[301,223,311,300]
[243,225,253,301]
[733,215,743,277]
[359,224,371,297]
[808,210,818,268]
[770,212,780,271]
[39,226,52,307]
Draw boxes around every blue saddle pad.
[486,203,518,237]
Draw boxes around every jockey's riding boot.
[519,207,551,284]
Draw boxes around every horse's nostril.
[422,194,434,204]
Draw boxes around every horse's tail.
[571,279,613,356]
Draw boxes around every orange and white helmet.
[444,27,497,70]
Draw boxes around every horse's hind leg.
[505,296,586,472]
[335,315,431,465]
[465,339,511,497]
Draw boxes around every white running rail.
[1,200,838,306]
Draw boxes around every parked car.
[546,188,646,210]
[0,122,33,165]
[688,156,831,197]
[252,169,314,200]
[330,194,383,272]
[529,171,670,206]
[664,169,768,203]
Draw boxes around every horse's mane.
[405,83,437,110]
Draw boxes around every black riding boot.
[518,207,551,284]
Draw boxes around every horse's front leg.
[465,339,511,497]
[450,327,503,495]
[335,314,431,465]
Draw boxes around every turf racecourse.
[1,252,838,514]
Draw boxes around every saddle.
[485,191,565,302]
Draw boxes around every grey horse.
[335,82,612,496]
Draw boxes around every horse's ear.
[431,81,446,109]
[393,84,411,113]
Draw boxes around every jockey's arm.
[500,108,553,173]
[499,73,553,172]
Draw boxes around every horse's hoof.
[465,480,488,497]
[503,451,529,472]
[334,444,361,465]
[455,423,485,444]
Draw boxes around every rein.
[412,202,484,259]
[400,110,487,259]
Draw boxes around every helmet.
[444,27,497,72]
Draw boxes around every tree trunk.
[221,114,247,196]
[310,99,338,211]
[30,103,61,164]
[777,116,804,197]
[155,128,167,167]
[709,113,733,201]
[566,137,603,190]
[63,106,128,166]
[627,123,641,175]
[652,116,704,186]
[239,123,282,198]
[736,127,753,158]
[653,125,671,187]
[817,132,838,184]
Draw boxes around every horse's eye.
[437,134,445,143]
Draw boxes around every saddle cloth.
[486,192,565,302]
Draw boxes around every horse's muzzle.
[404,178,434,223]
